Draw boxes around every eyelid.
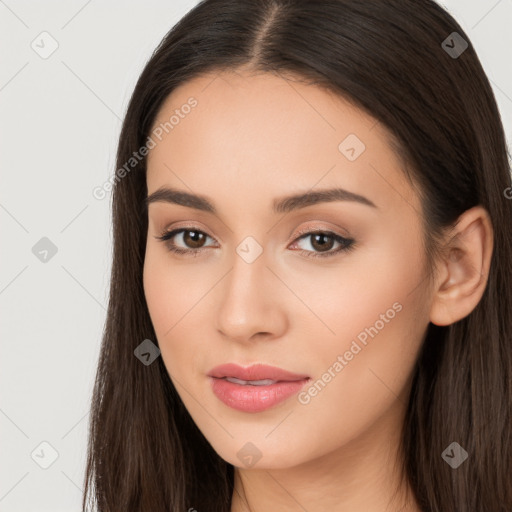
[289,222,352,241]
[158,220,218,241]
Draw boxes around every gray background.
[1,1,511,510]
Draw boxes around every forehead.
[146,70,420,218]
[148,69,380,155]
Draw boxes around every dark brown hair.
[82,1,512,510]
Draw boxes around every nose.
[215,247,288,344]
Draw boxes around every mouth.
[207,363,311,413]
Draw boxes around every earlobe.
[429,206,494,327]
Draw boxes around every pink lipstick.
[208,363,310,413]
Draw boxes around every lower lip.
[209,377,310,413]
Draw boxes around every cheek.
[143,248,213,379]
[281,227,425,359]
[143,250,185,368]
[295,298,425,447]
[143,250,171,334]
[292,231,428,434]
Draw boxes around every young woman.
[83,1,512,510]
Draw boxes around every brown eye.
[181,230,207,249]
[290,230,355,259]
[155,227,215,255]
[309,232,336,252]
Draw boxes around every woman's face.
[143,70,434,469]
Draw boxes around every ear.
[429,205,494,326]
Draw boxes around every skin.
[143,69,493,512]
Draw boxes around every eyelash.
[154,226,356,259]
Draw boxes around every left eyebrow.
[273,187,378,213]
[145,186,378,213]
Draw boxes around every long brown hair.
[82,1,512,510]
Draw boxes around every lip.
[208,363,310,413]
[208,363,310,382]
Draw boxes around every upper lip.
[208,363,309,382]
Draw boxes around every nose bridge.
[222,239,269,313]
[215,237,285,341]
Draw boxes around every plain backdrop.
[1,1,511,510]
